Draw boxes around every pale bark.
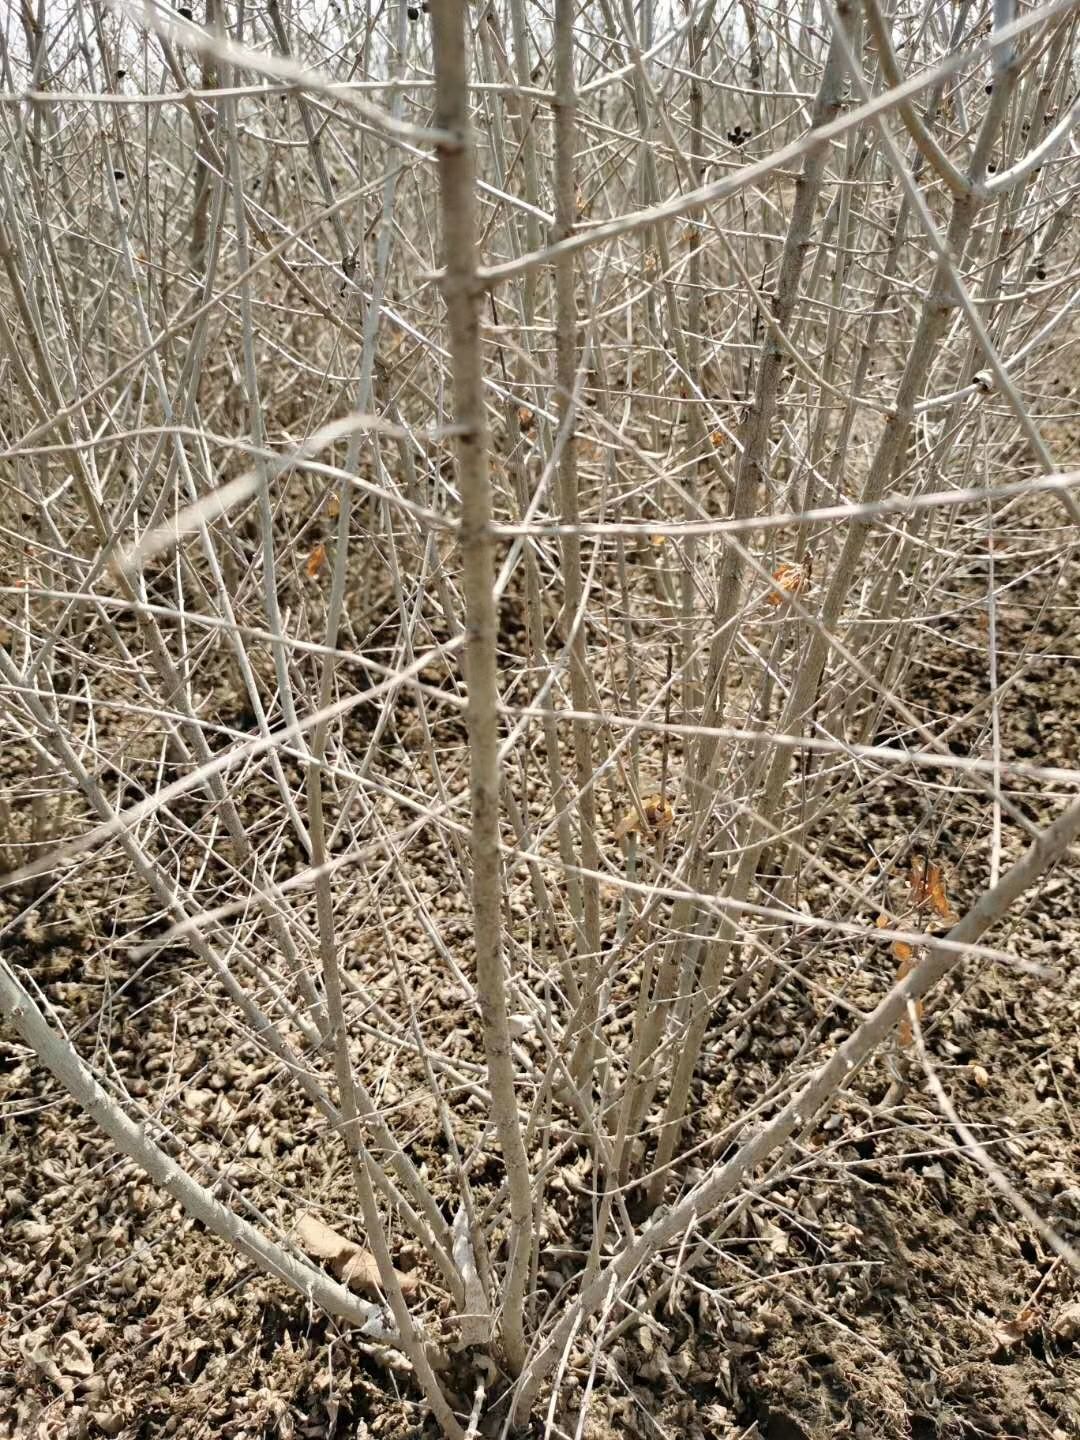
[430,0,533,1376]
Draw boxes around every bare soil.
[2,483,1079,1440]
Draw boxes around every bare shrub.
[2,0,1079,1434]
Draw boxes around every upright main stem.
[430,0,533,1376]
[553,0,601,1090]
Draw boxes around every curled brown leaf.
[614,793,674,842]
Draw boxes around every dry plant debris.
[2,1,1079,1437]
[613,793,675,841]
[765,554,814,606]
[294,1214,417,1299]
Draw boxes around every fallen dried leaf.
[295,1214,417,1298]
[1052,1301,1080,1340]
[56,1332,94,1378]
[765,555,813,606]
[22,1329,69,1391]
[339,1249,383,1294]
[614,793,674,842]
[875,912,913,964]
[909,855,959,923]
[762,1221,790,1256]
[992,1304,1039,1349]
[306,542,327,578]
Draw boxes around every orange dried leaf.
[765,556,812,607]
[877,911,915,961]
[642,794,674,832]
[517,406,535,431]
[710,430,727,448]
[932,877,959,924]
[908,855,932,905]
[909,856,959,922]
[306,542,328,578]
[614,793,674,842]
[764,565,796,605]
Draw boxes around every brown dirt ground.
[2,460,1079,1440]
